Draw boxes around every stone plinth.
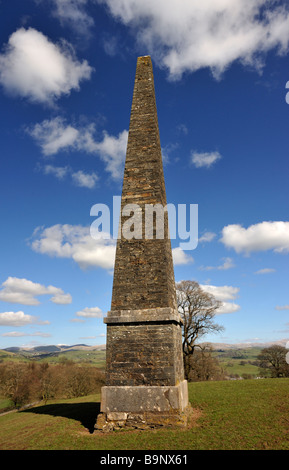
[96,381,189,431]
[100,381,188,413]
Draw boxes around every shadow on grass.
[21,401,100,434]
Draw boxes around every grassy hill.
[0,378,288,450]
[0,347,106,368]
[213,346,263,378]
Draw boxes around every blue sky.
[0,0,289,349]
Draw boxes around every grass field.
[0,378,288,450]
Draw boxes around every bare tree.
[176,280,224,379]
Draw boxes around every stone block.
[100,380,188,413]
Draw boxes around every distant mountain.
[33,345,61,353]
[202,339,289,350]
[3,347,21,353]
[3,339,288,355]
[4,344,106,354]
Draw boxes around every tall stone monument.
[96,56,189,430]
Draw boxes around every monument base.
[95,380,191,431]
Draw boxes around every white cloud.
[200,284,239,302]
[0,276,72,305]
[255,268,276,274]
[191,151,222,168]
[200,283,240,314]
[0,311,39,327]
[2,331,51,338]
[48,0,94,36]
[221,221,289,254]
[215,302,241,315]
[172,247,194,265]
[275,305,289,311]
[29,117,79,154]
[71,170,99,188]
[43,164,69,180]
[51,292,72,304]
[89,130,129,180]
[0,27,93,105]
[76,306,103,318]
[100,0,289,79]
[30,224,116,270]
[200,257,235,271]
[27,117,128,179]
[42,164,99,189]
[199,232,216,243]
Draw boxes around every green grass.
[0,398,14,412]
[0,378,288,450]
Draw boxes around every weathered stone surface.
[110,55,177,312]
[95,405,193,432]
[97,56,188,431]
[105,320,184,386]
[101,381,188,413]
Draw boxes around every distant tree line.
[0,360,105,409]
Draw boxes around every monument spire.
[111,55,177,312]
[96,56,189,431]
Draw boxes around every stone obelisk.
[96,56,189,430]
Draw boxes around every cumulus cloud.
[29,117,80,154]
[275,305,289,310]
[215,302,241,315]
[75,306,103,318]
[191,151,222,169]
[200,283,240,314]
[201,284,239,302]
[172,246,194,265]
[0,277,72,305]
[0,311,39,327]
[29,224,116,270]
[27,117,128,179]
[0,27,93,105]
[100,0,289,79]
[221,221,289,254]
[71,170,99,188]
